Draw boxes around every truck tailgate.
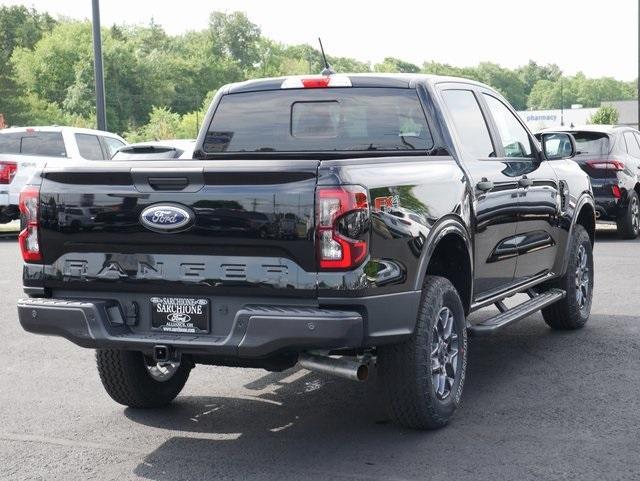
[37,159,318,296]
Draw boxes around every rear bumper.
[17,297,365,358]
[594,195,621,221]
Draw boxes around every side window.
[625,132,640,158]
[20,132,66,157]
[483,94,534,158]
[0,133,21,154]
[441,89,495,158]
[102,136,125,159]
[75,134,104,160]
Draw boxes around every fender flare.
[414,215,474,307]
[561,191,595,276]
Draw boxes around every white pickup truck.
[0,126,126,223]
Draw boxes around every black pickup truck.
[17,73,595,429]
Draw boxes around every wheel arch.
[560,193,595,276]
[575,196,596,246]
[415,216,473,315]
[633,182,640,205]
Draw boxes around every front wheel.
[541,224,593,330]
[96,350,192,408]
[378,276,468,430]
[616,190,640,239]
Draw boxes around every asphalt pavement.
[1,228,639,481]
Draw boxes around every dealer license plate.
[150,297,210,334]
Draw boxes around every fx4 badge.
[374,195,400,211]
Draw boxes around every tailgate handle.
[147,177,189,191]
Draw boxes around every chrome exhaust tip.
[298,353,369,382]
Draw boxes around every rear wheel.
[541,224,593,330]
[616,190,640,239]
[378,276,468,430]
[96,350,192,408]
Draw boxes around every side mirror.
[538,132,576,161]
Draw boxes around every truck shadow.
[123,313,615,481]
[594,227,638,243]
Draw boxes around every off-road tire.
[96,350,192,408]
[378,276,468,430]
[541,224,593,330]
[616,190,640,239]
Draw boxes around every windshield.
[571,131,610,155]
[203,87,433,153]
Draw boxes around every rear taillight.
[586,160,625,171]
[316,186,369,270]
[612,185,622,199]
[0,161,17,184]
[18,185,41,262]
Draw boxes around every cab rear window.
[0,131,66,157]
[203,88,433,153]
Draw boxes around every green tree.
[517,60,561,95]
[589,105,619,125]
[527,73,636,110]
[421,61,481,81]
[0,5,56,125]
[3,6,638,135]
[209,11,261,72]
[475,62,527,110]
[375,57,420,73]
[528,78,578,109]
[12,21,181,132]
[125,106,181,141]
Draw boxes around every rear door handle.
[476,178,494,192]
[518,176,533,188]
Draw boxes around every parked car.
[0,126,126,223]
[112,140,195,160]
[537,125,640,238]
[17,73,595,430]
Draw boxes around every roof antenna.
[318,37,336,76]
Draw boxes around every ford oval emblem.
[140,204,194,233]
[167,313,191,323]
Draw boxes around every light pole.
[560,79,564,127]
[91,0,107,131]
[637,0,639,129]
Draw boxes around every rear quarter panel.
[317,156,471,297]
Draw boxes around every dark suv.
[539,125,640,238]
[17,74,595,430]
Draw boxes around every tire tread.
[541,225,592,330]
[96,349,190,408]
[379,276,467,430]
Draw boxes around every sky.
[3,0,639,80]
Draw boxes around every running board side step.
[469,289,565,336]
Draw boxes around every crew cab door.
[439,87,519,297]
[479,92,560,284]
